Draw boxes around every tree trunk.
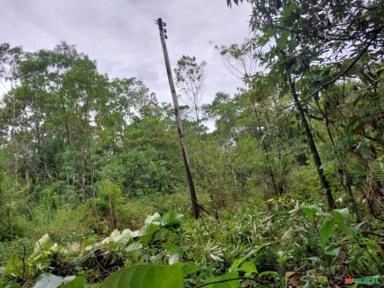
[253,105,279,196]
[285,66,336,210]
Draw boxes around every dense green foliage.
[1,0,384,286]
[0,205,383,287]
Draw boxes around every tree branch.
[279,25,384,112]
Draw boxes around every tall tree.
[0,42,160,204]
[227,0,384,213]
[174,55,206,125]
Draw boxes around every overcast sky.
[0,0,251,104]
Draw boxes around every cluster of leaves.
[224,0,384,218]
[0,211,185,287]
[1,203,382,287]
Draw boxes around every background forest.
[0,0,384,287]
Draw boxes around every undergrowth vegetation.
[1,197,383,287]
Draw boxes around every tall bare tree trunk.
[284,66,336,210]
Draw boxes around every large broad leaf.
[33,274,65,288]
[319,220,335,249]
[237,261,257,273]
[161,211,183,228]
[170,262,198,277]
[228,259,256,274]
[331,209,353,237]
[101,264,184,288]
[101,228,135,244]
[32,234,52,255]
[125,242,143,252]
[60,276,86,288]
[33,274,81,288]
[139,224,161,244]
[144,212,161,225]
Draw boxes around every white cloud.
[0,0,251,103]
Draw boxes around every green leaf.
[144,212,162,225]
[0,282,21,288]
[33,274,79,288]
[33,274,63,288]
[172,262,198,277]
[139,224,161,244]
[181,263,198,277]
[334,207,349,217]
[258,26,275,46]
[281,227,293,240]
[351,221,366,235]
[331,210,353,237]
[319,220,335,249]
[205,272,240,288]
[238,261,257,273]
[228,258,242,273]
[102,229,135,244]
[101,264,184,288]
[324,246,340,257]
[32,234,52,256]
[228,244,270,273]
[282,3,295,20]
[168,253,179,265]
[161,211,183,228]
[125,242,143,252]
[60,277,86,288]
[300,207,317,218]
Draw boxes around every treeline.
[0,0,384,241]
[0,42,315,238]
